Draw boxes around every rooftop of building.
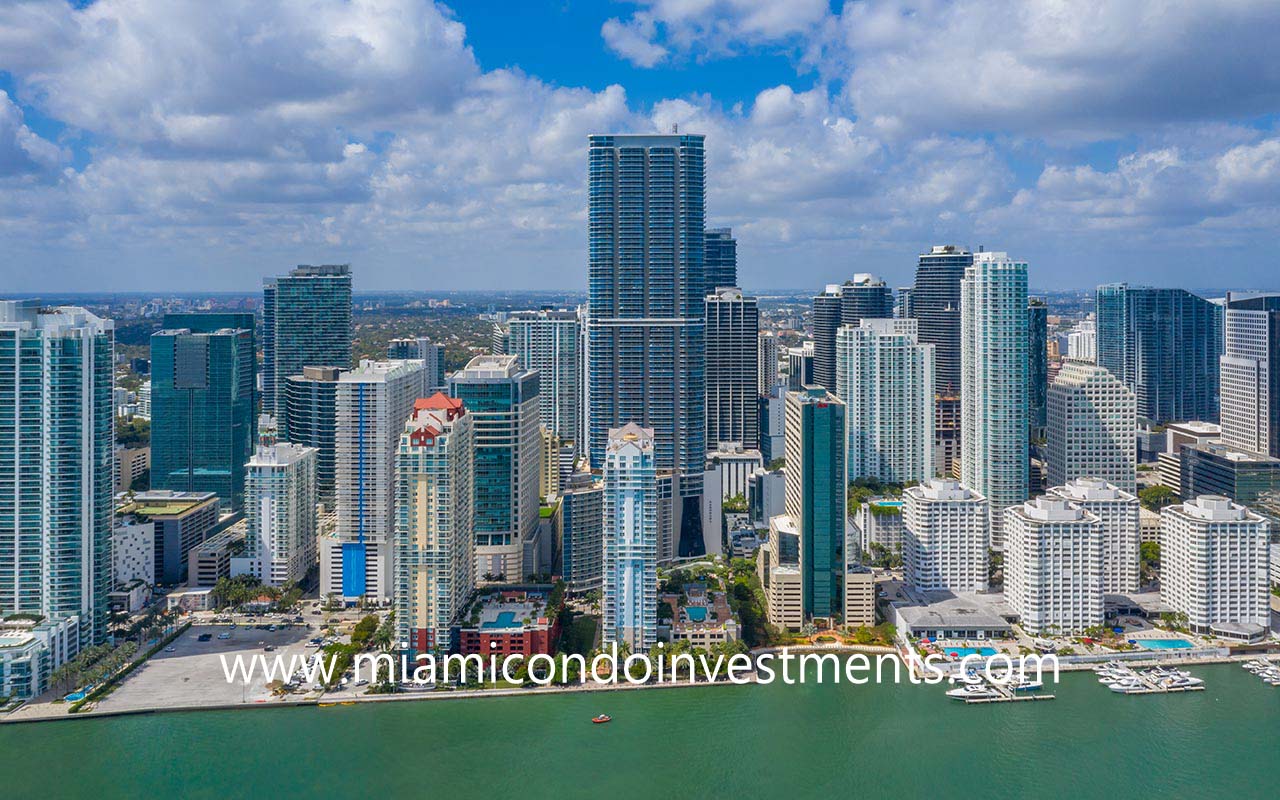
[892,592,1014,632]
[1187,441,1280,465]
[452,353,528,380]
[289,264,350,277]
[1049,478,1136,502]
[607,422,655,451]
[1009,496,1097,523]
[0,300,114,334]
[193,521,247,555]
[117,490,217,518]
[1168,494,1263,523]
[295,366,342,381]
[708,442,763,459]
[248,442,317,467]
[462,590,553,632]
[1167,420,1222,435]
[907,479,983,503]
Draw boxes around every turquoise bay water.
[3,664,1279,799]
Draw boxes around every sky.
[1,0,1279,293]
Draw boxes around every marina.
[945,671,1056,704]
[1092,662,1206,695]
[1241,659,1280,686]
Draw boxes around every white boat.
[1108,679,1146,694]
[946,684,1001,700]
[1011,676,1044,692]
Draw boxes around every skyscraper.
[1096,284,1223,424]
[758,331,781,396]
[1028,298,1048,437]
[705,287,760,449]
[0,301,114,648]
[587,133,706,559]
[506,309,581,448]
[704,227,737,293]
[150,323,256,511]
[910,245,972,394]
[835,319,935,484]
[903,480,989,593]
[785,388,846,619]
[237,442,318,587]
[263,264,352,415]
[602,423,658,649]
[1046,361,1137,492]
[388,338,447,392]
[1047,478,1140,594]
[282,366,340,503]
[557,473,604,593]
[1220,293,1280,458]
[395,394,474,658]
[812,275,893,391]
[1004,496,1104,635]
[448,355,541,582]
[321,359,425,602]
[961,251,1029,544]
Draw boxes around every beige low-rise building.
[844,565,876,628]
[758,515,804,630]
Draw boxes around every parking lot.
[96,623,321,712]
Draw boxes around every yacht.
[1108,678,1146,694]
[946,684,1001,700]
[1010,675,1044,692]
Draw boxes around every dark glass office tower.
[705,287,759,449]
[1096,284,1223,423]
[910,245,973,394]
[587,133,706,559]
[704,227,737,293]
[151,322,256,511]
[811,275,893,391]
[283,366,340,502]
[263,265,352,415]
[1028,298,1048,435]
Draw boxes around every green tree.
[1139,485,1176,511]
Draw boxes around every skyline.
[0,0,1277,292]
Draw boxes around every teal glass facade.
[788,390,846,619]
[0,301,114,646]
[263,265,352,415]
[151,324,256,510]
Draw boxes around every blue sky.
[1,0,1278,293]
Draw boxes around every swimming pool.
[481,611,519,629]
[1134,639,1194,650]
[684,607,708,622]
[943,647,998,658]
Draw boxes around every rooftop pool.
[481,611,519,629]
[684,607,708,622]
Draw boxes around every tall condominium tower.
[961,251,1029,544]
[1161,495,1270,640]
[388,337,447,392]
[1220,293,1280,458]
[785,388,846,619]
[1028,298,1048,437]
[395,394,474,658]
[1004,496,1104,635]
[263,264,352,415]
[811,275,893,391]
[704,227,737,293]
[557,473,605,593]
[836,319,935,484]
[0,301,114,649]
[602,424,658,649]
[150,321,256,511]
[895,287,914,319]
[902,479,989,593]
[321,359,425,602]
[448,355,541,582]
[587,133,706,559]
[910,245,972,394]
[758,331,781,396]
[1096,284,1223,424]
[1047,478,1140,594]
[705,287,760,449]
[506,309,581,448]
[1046,361,1137,492]
[786,342,814,390]
[238,442,318,587]
[282,366,340,503]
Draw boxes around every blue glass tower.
[1096,284,1223,423]
[587,133,706,558]
[704,227,737,293]
[151,321,256,511]
[263,265,352,415]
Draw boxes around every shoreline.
[4,646,1268,727]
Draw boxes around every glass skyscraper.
[506,309,581,448]
[283,366,340,502]
[1096,283,1223,424]
[812,275,893,391]
[785,388,846,619]
[704,227,737,293]
[961,252,1030,545]
[151,321,256,511]
[0,301,114,647]
[705,287,760,449]
[587,133,706,558]
[910,245,972,394]
[263,264,353,415]
[1028,298,1048,436]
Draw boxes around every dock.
[1094,664,1206,695]
[957,680,1056,704]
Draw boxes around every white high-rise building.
[1220,294,1280,458]
[1046,361,1137,493]
[903,479,989,593]
[394,394,474,658]
[961,251,1029,546]
[836,318,935,484]
[758,331,781,396]
[1066,318,1097,363]
[506,309,582,449]
[1004,496,1104,635]
[1048,478,1141,594]
[321,359,425,603]
[1161,495,1271,641]
[602,424,658,650]
[236,442,318,587]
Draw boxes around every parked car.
[217,632,231,640]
